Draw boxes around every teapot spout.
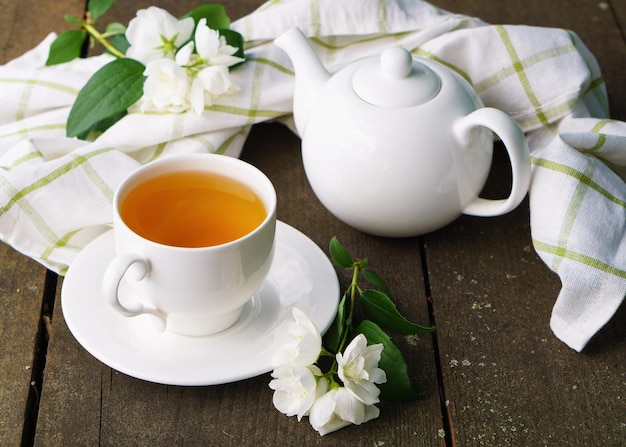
[274,27,330,136]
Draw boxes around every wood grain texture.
[0,244,47,447]
[0,0,623,446]
[0,1,80,445]
[0,0,84,61]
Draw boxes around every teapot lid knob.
[352,46,441,108]
[380,46,413,79]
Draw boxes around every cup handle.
[453,107,531,216]
[102,254,167,331]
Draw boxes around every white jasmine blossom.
[125,6,194,64]
[138,58,190,113]
[336,334,387,405]
[269,310,387,435]
[269,365,328,421]
[271,308,322,367]
[124,8,243,115]
[309,387,381,436]
[193,19,244,67]
[190,65,241,113]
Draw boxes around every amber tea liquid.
[120,171,266,247]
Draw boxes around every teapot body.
[301,57,493,237]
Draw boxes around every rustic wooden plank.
[0,1,83,446]
[609,0,626,48]
[425,3,626,445]
[107,0,262,25]
[0,0,85,62]
[0,243,48,447]
[34,278,115,447]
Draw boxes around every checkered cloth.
[1,0,624,351]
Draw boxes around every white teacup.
[102,153,277,337]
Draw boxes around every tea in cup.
[102,153,277,336]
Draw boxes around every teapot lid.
[352,47,441,108]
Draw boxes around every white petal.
[189,77,205,114]
[197,65,239,97]
[270,308,321,367]
[337,335,386,404]
[173,17,195,47]
[309,390,351,436]
[334,387,380,425]
[345,380,381,405]
[194,19,221,60]
[175,41,194,66]
[125,7,194,64]
[141,58,190,113]
[333,387,366,424]
[268,365,319,421]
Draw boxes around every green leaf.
[361,289,435,335]
[218,28,245,65]
[329,237,353,268]
[102,22,129,56]
[362,269,390,295]
[323,292,349,354]
[103,22,126,37]
[356,320,421,401]
[46,30,86,66]
[88,0,114,20]
[109,33,130,55]
[182,4,231,29]
[66,58,145,139]
[64,14,83,25]
[78,110,128,141]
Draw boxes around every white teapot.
[275,28,531,237]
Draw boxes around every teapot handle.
[453,107,531,217]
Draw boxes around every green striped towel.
[0,0,624,351]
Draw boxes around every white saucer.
[61,221,339,386]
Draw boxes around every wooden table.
[1,1,624,446]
